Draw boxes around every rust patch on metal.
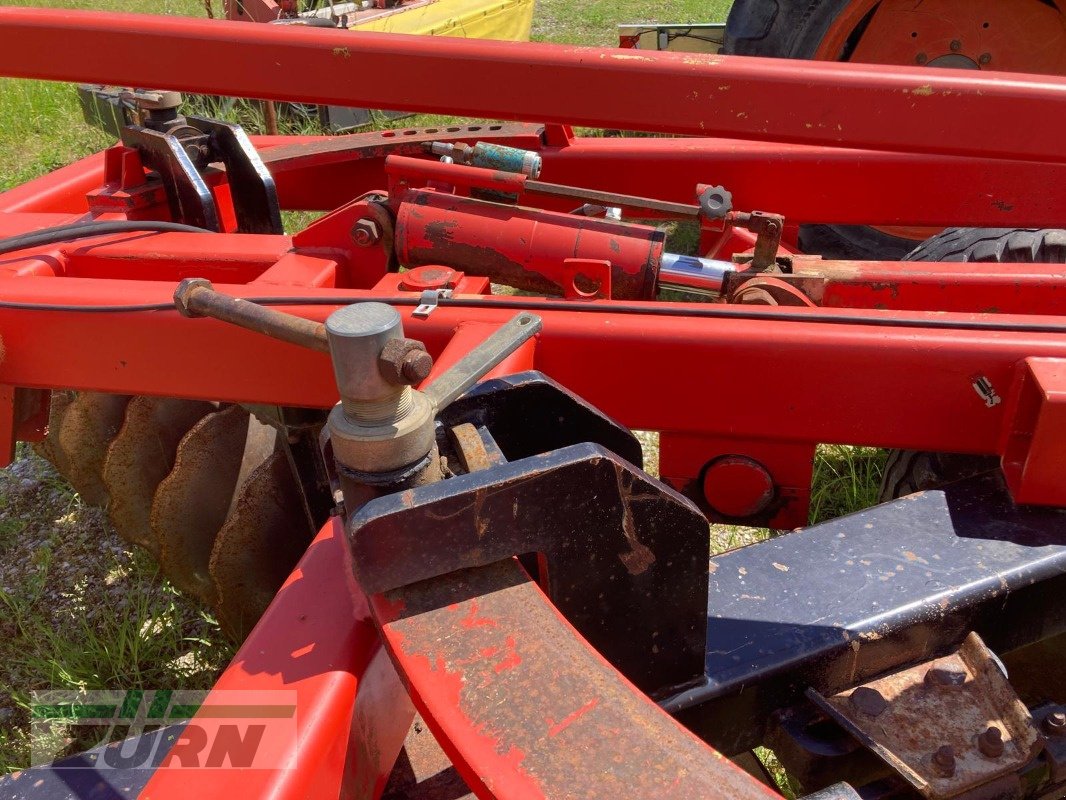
[102,396,215,555]
[810,632,1042,799]
[48,392,132,506]
[613,461,656,575]
[376,560,776,799]
[151,405,276,607]
[448,423,502,475]
[209,449,314,639]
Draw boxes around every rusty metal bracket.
[808,633,1043,800]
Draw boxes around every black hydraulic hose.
[0,220,213,257]
[2,293,1066,335]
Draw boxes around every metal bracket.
[121,115,282,234]
[808,633,1043,800]
[186,116,283,234]
[120,125,220,231]
[412,288,452,318]
[349,441,709,693]
[348,371,701,692]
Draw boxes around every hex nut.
[379,338,432,386]
[173,277,214,318]
[352,217,381,247]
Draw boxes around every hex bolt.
[979,53,992,65]
[351,217,381,247]
[378,337,434,386]
[977,725,1004,758]
[401,350,434,383]
[850,686,889,717]
[933,745,956,776]
[1045,710,1066,736]
[916,52,928,65]
[925,666,967,688]
[950,39,962,51]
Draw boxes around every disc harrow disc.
[151,405,279,606]
[209,449,314,640]
[53,393,132,506]
[102,397,217,555]
[33,390,75,478]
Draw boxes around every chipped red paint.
[371,560,780,799]
[547,698,600,737]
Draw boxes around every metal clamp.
[412,288,453,318]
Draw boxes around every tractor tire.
[723,0,868,58]
[35,392,320,639]
[723,0,1066,260]
[878,449,998,502]
[878,226,1066,501]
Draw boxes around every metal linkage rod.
[174,278,329,352]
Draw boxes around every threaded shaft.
[343,387,414,425]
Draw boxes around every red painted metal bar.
[371,558,779,799]
[0,278,1062,459]
[255,128,1066,225]
[5,127,1066,229]
[142,518,414,799]
[536,137,1066,228]
[2,9,1066,163]
[782,260,1066,314]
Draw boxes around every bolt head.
[352,217,381,247]
[925,666,967,688]
[950,39,962,51]
[850,686,889,717]
[401,350,434,384]
[933,745,956,776]
[916,52,928,65]
[979,53,992,65]
[173,277,214,318]
[378,338,432,386]
[978,725,1005,758]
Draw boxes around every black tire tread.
[904,228,1066,264]
[878,450,998,502]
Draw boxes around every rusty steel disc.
[151,405,278,606]
[52,393,132,506]
[209,449,313,639]
[102,396,217,555]
[32,390,75,478]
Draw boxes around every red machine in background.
[0,7,1064,799]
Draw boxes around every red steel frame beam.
[4,130,1066,228]
[1,277,1062,457]
[1,8,1066,164]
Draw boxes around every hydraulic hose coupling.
[324,302,437,477]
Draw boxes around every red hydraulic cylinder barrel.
[395,190,665,299]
